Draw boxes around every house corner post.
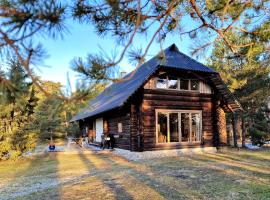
[213,99,220,148]
[130,104,138,151]
[79,120,83,136]
[214,99,227,148]
[217,105,227,146]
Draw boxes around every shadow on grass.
[224,149,270,162]
[108,157,204,199]
[138,154,270,199]
[189,153,270,179]
[79,152,207,200]
[78,152,134,200]
[0,153,60,200]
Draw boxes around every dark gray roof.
[70,44,239,122]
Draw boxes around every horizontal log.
[143,100,203,107]
[143,143,213,151]
[143,94,212,102]
[144,89,212,98]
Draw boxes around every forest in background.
[0,59,106,159]
[0,0,269,159]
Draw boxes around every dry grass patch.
[0,148,270,200]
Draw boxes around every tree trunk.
[65,112,68,138]
[241,113,246,148]
[232,113,238,147]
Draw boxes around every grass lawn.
[0,148,270,200]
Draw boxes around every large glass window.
[156,110,201,143]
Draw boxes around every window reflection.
[191,113,200,141]
[157,113,168,143]
[156,78,167,89]
[181,113,190,142]
[169,113,179,142]
[168,76,178,89]
[191,80,199,91]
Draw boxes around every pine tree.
[32,81,69,141]
[0,59,38,160]
[33,97,63,141]
[250,105,270,145]
[208,27,270,145]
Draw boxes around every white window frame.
[155,109,202,144]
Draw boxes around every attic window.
[155,76,199,92]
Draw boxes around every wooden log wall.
[105,108,131,150]
[141,89,215,150]
[80,108,131,150]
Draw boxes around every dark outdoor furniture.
[101,134,111,149]
[100,134,115,149]
[109,133,115,149]
[49,144,55,151]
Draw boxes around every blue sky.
[37,18,206,91]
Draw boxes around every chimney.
[120,71,127,78]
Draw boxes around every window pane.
[191,113,201,141]
[191,80,199,91]
[168,77,178,89]
[180,79,189,90]
[118,122,123,133]
[181,113,190,142]
[156,78,167,89]
[169,113,179,142]
[157,113,168,143]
